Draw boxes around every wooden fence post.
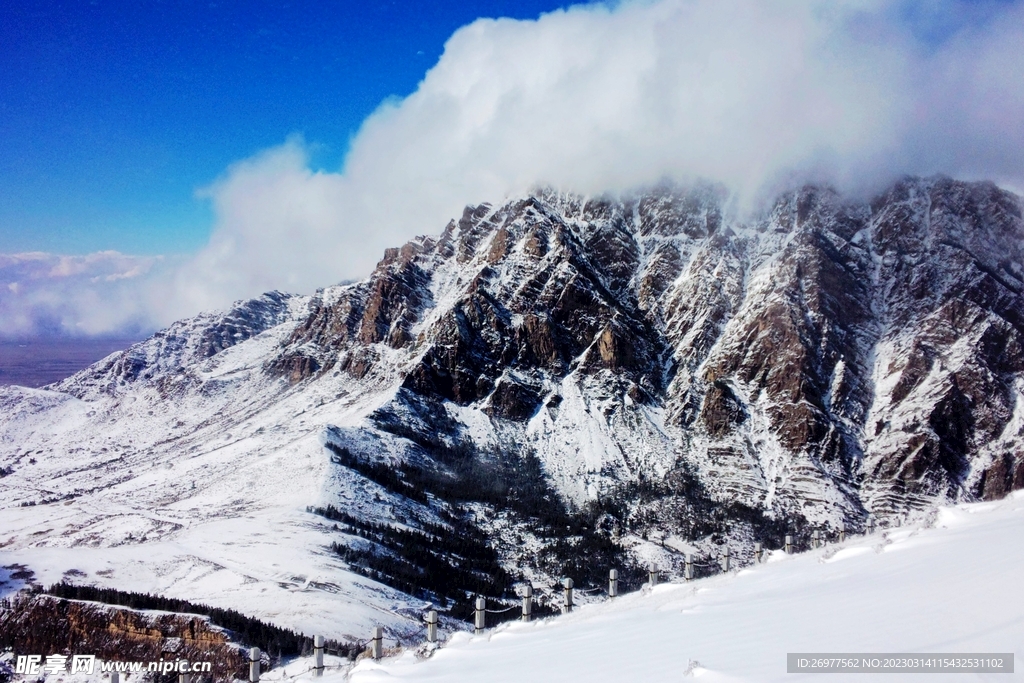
[179,672,190,683]
[111,673,119,683]
[648,570,658,588]
[370,627,383,660]
[721,547,731,572]
[314,635,324,677]
[785,534,793,554]
[249,648,260,683]
[811,530,820,549]
[562,578,574,614]
[754,542,763,563]
[474,596,486,633]
[867,516,875,534]
[522,584,533,622]
[838,523,846,543]
[608,569,618,597]
[425,611,438,643]
[685,553,694,581]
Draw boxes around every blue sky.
[0,0,570,255]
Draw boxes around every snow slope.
[0,293,430,639]
[333,492,1024,682]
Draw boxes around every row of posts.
[108,519,857,683]
[121,516,879,683]
[332,516,881,668]
[776,517,875,556]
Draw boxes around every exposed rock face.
[0,594,243,681]
[266,177,1024,524]
[860,180,1024,509]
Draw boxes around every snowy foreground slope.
[278,493,1024,683]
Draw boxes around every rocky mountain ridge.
[266,176,1024,522]
[1,175,1022,635]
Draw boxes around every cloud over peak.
[6,0,1024,337]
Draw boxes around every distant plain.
[0,339,140,388]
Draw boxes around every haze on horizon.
[2,0,1024,340]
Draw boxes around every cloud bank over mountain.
[4,0,1024,337]
[0,252,165,338]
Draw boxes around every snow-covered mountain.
[1,176,1022,639]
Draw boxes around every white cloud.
[159,139,356,320]
[6,0,1024,336]
[165,0,1024,316]
[0,252,165,338]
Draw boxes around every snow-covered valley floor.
[261,492,1024,683]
